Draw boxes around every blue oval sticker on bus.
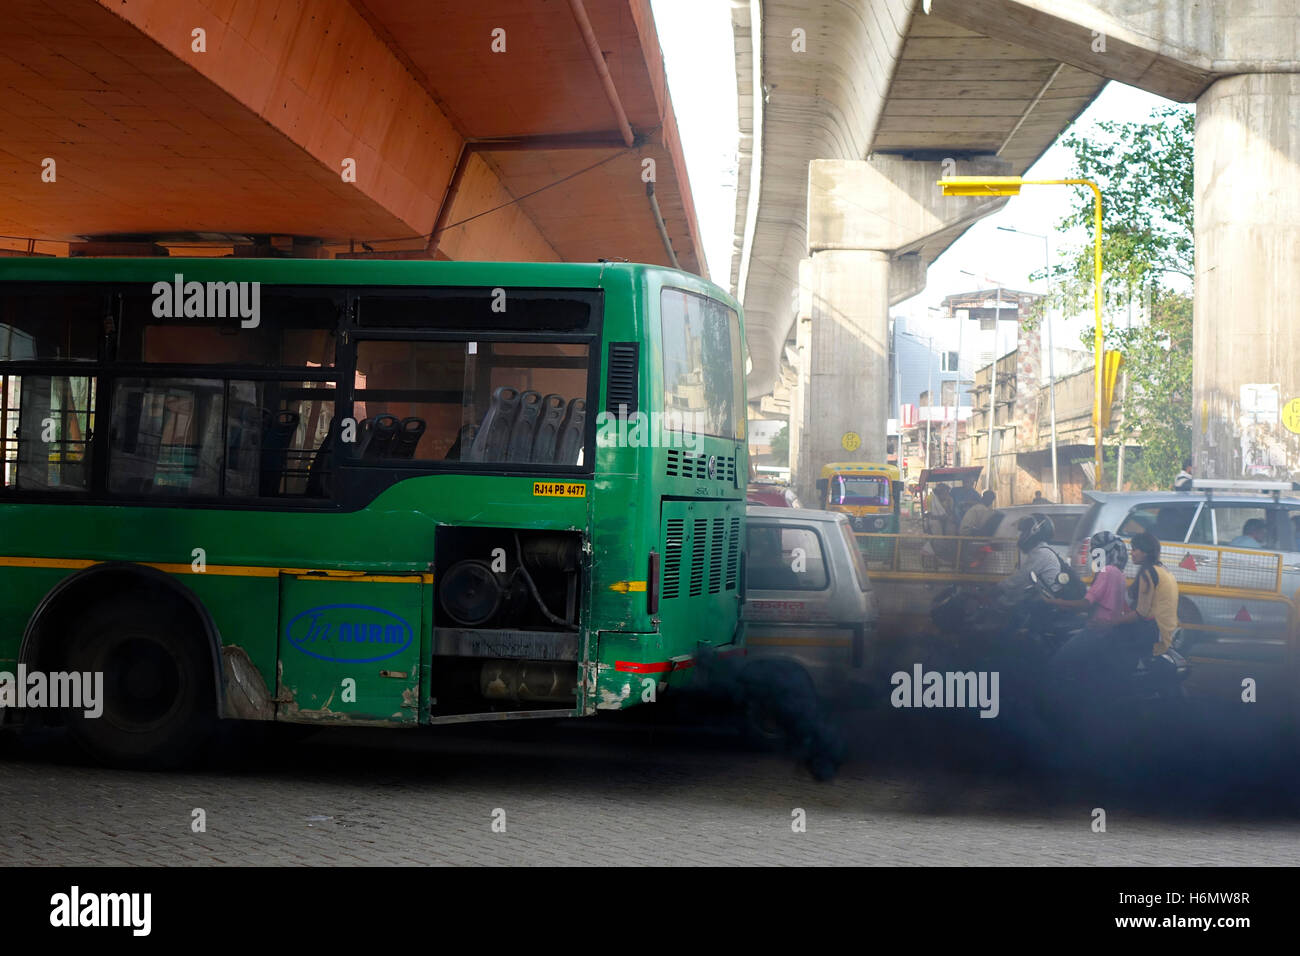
[284,603,414,664]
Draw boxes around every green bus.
[0,257,747,765]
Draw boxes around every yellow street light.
[938,175,1106,490]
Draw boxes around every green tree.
[769,423,789,465]
[1050,105,1194,489]
[1052,105,1193,305]
[1105,290,1193,489]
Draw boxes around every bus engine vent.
[662,519,684,599]
[709,518,725,594]
[726,516,740,590]
[665,451,736,482]
[689,518,708,596]
[605,342,639,416]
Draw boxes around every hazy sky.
[649,0,1183,330]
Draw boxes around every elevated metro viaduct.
[0,0,705,274]
[733,0,1300,501]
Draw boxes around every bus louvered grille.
[664,452,736,482]
[662,519,683,600]
[605,342,639,415]
[708,518,725,594]
[726,516,740,590]
[690,518,707,596]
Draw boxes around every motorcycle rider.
[995,514,1070,606]
[1044,531,1134,695]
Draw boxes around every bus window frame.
[0,280,611,503]
[345,328,600,476]
[658,285,744,443]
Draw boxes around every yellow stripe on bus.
[0,556,430,584]
[608,581,647,593]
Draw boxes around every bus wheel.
[63,597,214,768]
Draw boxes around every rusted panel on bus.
[273,673,409,726]
[221,645,274,720]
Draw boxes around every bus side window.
[1,373,96,492]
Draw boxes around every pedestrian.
[1173,458,1193,491]
[1031,490,1048,505]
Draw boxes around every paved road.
[3,701,1300,866]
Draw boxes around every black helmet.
[1016,513,1055,552]
[1088,530,1128,572]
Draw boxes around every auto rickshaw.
[916,465,984,533]
[816,462,902,532]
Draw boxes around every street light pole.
[998,225,1058,503]
[925,336,933,469]
[989,287,1000,499]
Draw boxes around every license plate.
[533,482,587,498]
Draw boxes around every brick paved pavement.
[3,706,1300,866]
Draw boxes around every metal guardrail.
[856,533,1300,650]
[1153,542,1284,593]
[853,532,1018,582]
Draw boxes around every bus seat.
[393,417,426,459]
[258,409,299,496]
[529,394,567,463]
[225,404,262,494]
[467,387,520,462]
[554,397,586,465]
[445,424,476,460]
[361,414,400,459]
[506,391,543,461]
[305,415,337,497]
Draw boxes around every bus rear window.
[660,288,742,440]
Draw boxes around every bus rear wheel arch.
[63,595,216,768]
[22,565,221,767]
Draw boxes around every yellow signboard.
[1283,397,1300,435]
[532,482,587,498]
[841,432,861,452]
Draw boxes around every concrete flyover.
[934,0,1300,482]
[730,0,1107,501]
[0,0,704,273]
[735,0,1300,496]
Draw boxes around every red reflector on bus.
[1235,606,1252,622]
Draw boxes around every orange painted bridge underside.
[0,0,704,274]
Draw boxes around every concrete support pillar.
[1194,74,1300,479]
[790,155,1009,496]
[789,258,814,500]
[799,250,891,502]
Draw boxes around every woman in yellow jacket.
[1115,531,1179,657]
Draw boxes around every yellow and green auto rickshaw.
[816,462,903,533]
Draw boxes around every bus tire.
[63,596,215,769]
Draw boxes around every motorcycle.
[1024,570,1191,705]
[928,572,1190,714]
